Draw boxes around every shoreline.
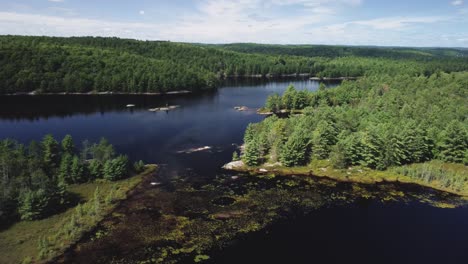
[223,161,468,198]
[0,75,348,97]
[1,91,193,96]
[0,165,158,264]
[50,164,158,264]
[309,76,358,81]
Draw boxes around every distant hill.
[208,43,468,59]
[1,36,467,94]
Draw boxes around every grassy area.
[0,165,156,264]
[231,160,468,197]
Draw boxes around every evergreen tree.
[311,120,338,159]
[265,93,282,112]
[330,143,347,169]
[18,189,50,220]
[61,135,75,155]
[58,153,73,184]
[70,155,86,183]
[41,134,60,174]
[103,155,129,181]
[88,159,103,180]
[243,137,261,166]
[280,131,310,167]
[439,121,468,163]
[361,128,385,169]
[282,85,297,110]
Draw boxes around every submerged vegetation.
[237,72,467,195]
[60,170,463,264]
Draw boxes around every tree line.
[240,72,468,173]
[0,134,143,224]
[2,36,468,94]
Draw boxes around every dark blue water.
[212,202,468,264]
[0,78,335,177]
[1,78,467,264]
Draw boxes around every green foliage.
[241,72,468,173]
[59,153,73,184]
[18,189,50,221]
[438,121,467,163]
[91,138,115,162]
[243,139,261,166]
[232,151,240,161]
[133,160,145,173]
[61,135,75,155]
[194,254,210,263]
[2,36,468,94]
[265,93,282,112]
[103,155,130,181]
[70,155,86,183]
[330,143,347,169]
[392,161,467,192]
[282,85,297,110]
[280,130,310,167]
[41,134,59,173]
[88,159,103,180]
[0,135,129,223]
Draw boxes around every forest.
[213,43,468,60]
[2,36,468,94]
[0,134,142,226]
[240,72,468,192]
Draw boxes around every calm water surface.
[1,78,467,263]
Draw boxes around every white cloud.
[1,1,467,47]
[0,12,164,39]
[349,16,447,30]
[306,16,454,46]
[48,0,65,3]
[452,0,464,6]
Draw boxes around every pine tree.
[361,128,384,169]
[280,131,310,167]
[282,85,297,110]
[103,155,129,181]
[41,134,59,174]
[265,93,282,112]
[58,153,73,184]
[243,137,261,166]
[61,134,75,155]
[88,159,103,180]
[439,121,467,163]
[330,143,347,169]
[70,155,85,183]
[311,120,338,159]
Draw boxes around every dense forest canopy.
[2,35,468,94]
[241,72,468,192]
[0,135,143,225]
[211,43,468,60]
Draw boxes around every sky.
[0,0,467,47]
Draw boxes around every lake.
[1,78,467,263]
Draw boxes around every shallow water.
[1,78,467,263]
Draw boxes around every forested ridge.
[240,72,468,193]
[2,35,468,94]
[213,43,468,60]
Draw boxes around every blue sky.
[0,0,467,47]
